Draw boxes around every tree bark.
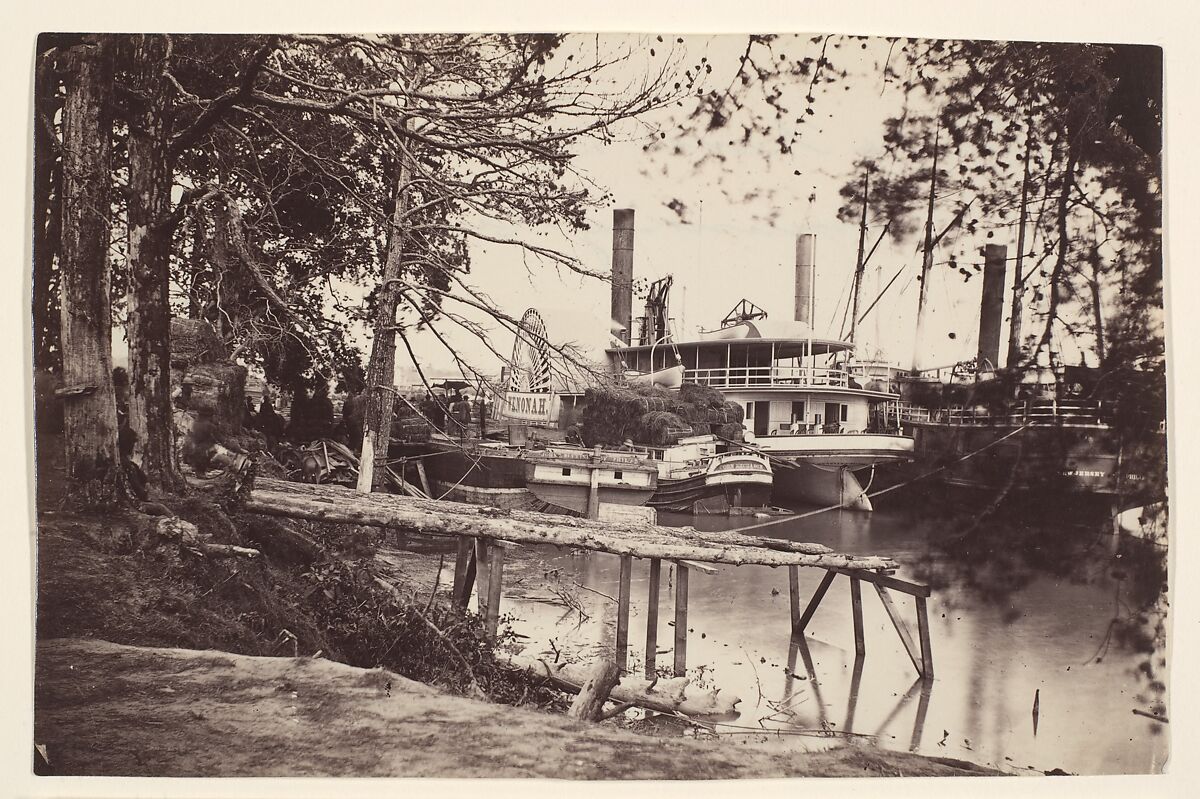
[125,34,183,491]
[1035,145,1080,371]
[242,478,897,570]
[1007,121,1033,371]
[58,37,125,507]
[33,53,63,372]
[500,653,741,716]
[566,658,621,721]
[358,151,412,492]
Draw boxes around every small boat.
[415,437,659,518]
[624,364,685,389]
[640,435,773,514]
[525,446,658,516]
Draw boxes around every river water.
[426,502,1168,775]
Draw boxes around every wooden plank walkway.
[242,476,934,683]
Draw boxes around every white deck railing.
[687,365,851,390]
[895,399,1106,426]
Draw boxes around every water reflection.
[390,499,1168,775]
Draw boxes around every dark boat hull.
[884,420,1127,515]
[648,471,773,514]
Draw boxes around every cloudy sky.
[396,32,1070,384]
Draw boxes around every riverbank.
[34,638,995,778]
[32,432,1001,778]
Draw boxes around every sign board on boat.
[502,391,555,422]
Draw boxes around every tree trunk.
[33,54,62,373]
[125,34,183,492]
[58,37,125,507]
[1006,122,1033,371]
[1089,231,1106,365]
[566,658,621,721]
[358,152,412,492]
[1035,146,1080,370]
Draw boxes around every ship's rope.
[729,422,1034,533]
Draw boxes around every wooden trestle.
[241,476,934,681]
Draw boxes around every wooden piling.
[673,562,689,677]
[485,543,505,642]
[797,570,837,633]
[585,456,601,520]
[645,558,661,679]
[615,554,632,671]
[916,595,934,679]
[788,565,801,632]
[850,577,866,657]
[452,535,473,608]
[873,584,923,675]
[474,538,491,617]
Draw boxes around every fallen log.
[501,653,740,717]
[242,479,895,571]
[253,478,835,556]
[566,658,621,722]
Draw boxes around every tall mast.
[911,123,940,374]
[848,166,870,347]
[1007,121,1033,370]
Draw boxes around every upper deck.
[606,317,897,397]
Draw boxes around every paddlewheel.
[507,308,553,394]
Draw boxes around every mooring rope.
[729,422,1035,533]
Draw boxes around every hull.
[525,481,657,514]
[420,441,527,490]
[421,440,657,515]
[429,481,555,512]
[525,449,658,514]
[649,470,774,514]
[773,462,874,511]
[905,420,1122,497]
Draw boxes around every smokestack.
[611,209,635,345]
[977,244,1008,372]
[794,233,816,325]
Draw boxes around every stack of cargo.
[580,382,745,447]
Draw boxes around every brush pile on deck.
[580,382,745,447]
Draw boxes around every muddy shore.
[35,638,996,778]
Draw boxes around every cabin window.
[841,405,848,422]
[791,401,806,422]
[614,470,623,480]
[745,402,754,419]
[561,467,571,476]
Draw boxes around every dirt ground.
[34,638,997,779]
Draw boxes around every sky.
[395,33,1083,385]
